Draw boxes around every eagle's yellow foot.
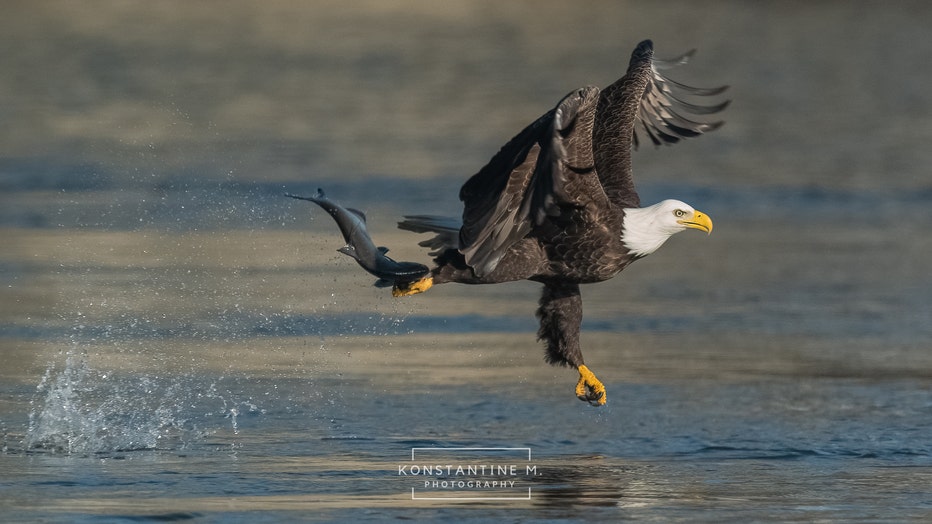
[575,364,606,406]
[392,276,433,297]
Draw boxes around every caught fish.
[286,189,430,286]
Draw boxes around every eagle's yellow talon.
[575,364,606,406]
[392,276,434,297]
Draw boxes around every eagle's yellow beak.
[678,210,713,234]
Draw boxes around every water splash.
[25,346,207,454]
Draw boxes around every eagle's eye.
[674,209,687,218]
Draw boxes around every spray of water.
[24,344,227,455]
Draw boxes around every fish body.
[286,189,429,284]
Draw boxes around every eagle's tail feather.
[397,215,462,255]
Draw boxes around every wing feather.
[458,86,603,276]
[633,43,730,150]
[594,40,729,206]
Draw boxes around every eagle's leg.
[392,276,433,297]
[537,280,606,406]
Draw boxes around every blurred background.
[2,1,932,520]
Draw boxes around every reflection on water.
[3,1,932,521]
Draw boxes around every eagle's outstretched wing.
[456,40,728,276]
[458,85,605,277]
[594,39,730,208]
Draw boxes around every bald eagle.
[288,40,727,406]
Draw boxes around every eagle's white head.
[621,199,713,258]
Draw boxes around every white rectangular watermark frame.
[402,447,536,501]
